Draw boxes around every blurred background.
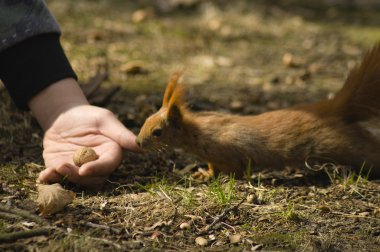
[45,0,380,114]
[3,0,380,162]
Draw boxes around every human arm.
[0,2,140,188]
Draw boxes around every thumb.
[99,112,141,152]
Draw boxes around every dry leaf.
[317,204,330,212]
[36,183,75,216]
[229,234,242,244]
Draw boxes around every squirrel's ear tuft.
[162,71,184,107]
[163,70,186,128]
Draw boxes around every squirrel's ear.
[162,71,183,107]
[166,103,182,128]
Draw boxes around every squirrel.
[136,43,380,179]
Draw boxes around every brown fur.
[136,43,380,178]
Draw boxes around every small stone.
[358,212,370,217]
[246,194,257,204]
[179,222,191,230]
[252,244,264,251]
[73,147,98,167]
[216,56,232,67]
[307,63,321,74]
[374,208,380,215]
[229,234,241,244]
[150,231,161,239]
[229,100,243,112]
[208,19,222,31]
[282,53,302,68]
[208,234,216,241]
[119,61,148,75]
[195,236,208,246]
[317,205,330,212]
[131,8,154,23]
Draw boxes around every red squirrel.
[136,43,380,179]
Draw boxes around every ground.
[1,0,380,251]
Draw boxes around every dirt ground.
[1,0,380,251]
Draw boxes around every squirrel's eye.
[152,128,163,137]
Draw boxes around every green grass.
[322,161,371,189]
[207,175,236,206]
[250,232,304,250]
[244,158,252,181]
[137,177,175,196]
[177,177,196,207]
[45,234,116,252]
[0,164,29,184]
[282,203,302,222]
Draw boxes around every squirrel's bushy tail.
[332,43,380,121]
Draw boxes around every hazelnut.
[73,147,98,166]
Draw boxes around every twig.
[0,211,21,221]
[198,196,246,235]
[297,204,380,221]
[84,222,122,234]
[158,185,172,202]
[82,71,108,99]
[95,86,121,107]
[68,233,122,250]
[0,228,50,243]
[0,205,47,225]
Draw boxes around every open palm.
[38,105,139,188]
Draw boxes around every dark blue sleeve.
[0,1,77,110]
[0,0,61,52]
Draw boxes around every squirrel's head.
[136,72,186,151]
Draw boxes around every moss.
[250,231,306,250]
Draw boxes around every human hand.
[29,78,139,188]
[38,105,139,188]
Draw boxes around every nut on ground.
[73,147,98,166]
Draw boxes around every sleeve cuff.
[0,33,77,110]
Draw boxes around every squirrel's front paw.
[191,167,214,181]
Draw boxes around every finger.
[56,163,77,177]
[99,114,141,152]
[55,163,107,188]
[38,167,62,184]
[78,150,122,177]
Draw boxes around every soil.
[1,0,380,251]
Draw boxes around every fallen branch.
[0,205,47,225]
[297,204,380,222]
[69,233,122,250]
[0,211,21,221]
[198,196,247,235]
[85,222,122,234]
[0,228,50,243]
[82,71,108,99]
